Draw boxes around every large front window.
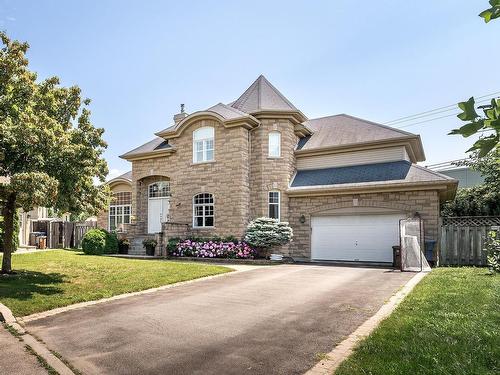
[109,192,132,231]
[193,127,214,163]
[268,191,280,220]
[193,193,214,227]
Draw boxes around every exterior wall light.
[299,215,306,224]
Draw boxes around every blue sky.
[1,0,499,179]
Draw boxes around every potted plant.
[142,238,158,256]
[118,238,130,254]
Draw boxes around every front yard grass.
[335,268,499,375]
[0,250,231,317]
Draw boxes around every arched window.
[268,131,281,157]
[148,181,171,198]
[193,193,214,227]
[193,127,214,163]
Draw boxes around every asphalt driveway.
[25,264,414,375]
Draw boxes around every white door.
[311,213,405,263]
[148,198,170,233]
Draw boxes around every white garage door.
[311,214,405,263]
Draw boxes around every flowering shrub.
[168,239,256,259]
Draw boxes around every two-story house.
[97,75,457,263]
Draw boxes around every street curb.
[304,271,429,375]
[1,302,75,375]
[20,264,260,323]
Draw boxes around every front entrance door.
[148,198,169,233]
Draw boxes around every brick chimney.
[173,104,187,124]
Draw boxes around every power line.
[384,91,500,125]
[392,98,499,129]
[395,113,458,129]
[387,98,492,126]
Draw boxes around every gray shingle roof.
[291,161,412,187]
[298,114,416,150]
[108,171,132,183]
[231,75,300,113]
[290,161,455,188]
[206,103,252,120]
[120,137,172,159]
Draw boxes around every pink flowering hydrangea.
[169,239,256,259]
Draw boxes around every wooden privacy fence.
[73,222,97,249]
[439,224,492,266]
[31,220,96,249]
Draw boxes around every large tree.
[449,1,500,156]
[0,32,110,273]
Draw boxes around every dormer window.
[268,132,281,158]
[193,127,214,163]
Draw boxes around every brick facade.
[287,190,440,259]
[249,119,297,222]
[132,119,251,238]
[99,115,445,261]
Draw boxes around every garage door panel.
[311,214,404,262]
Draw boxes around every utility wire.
[387,98,492,126]
[392,97,499,129]
[395,113,458,129]
[384,91,500,125]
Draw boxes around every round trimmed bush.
[81,229,107,255]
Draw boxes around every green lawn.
[336,268,499,375]
[0,250,231,317]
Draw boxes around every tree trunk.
[1,193,16,274]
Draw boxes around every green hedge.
[81,229,118,255]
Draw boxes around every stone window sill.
[191,160,216,166]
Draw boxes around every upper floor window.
[268,191,280,220]
[268,132,281,157]
[193,193,214,227]
[148,181,171,198]
[193,127,214,163]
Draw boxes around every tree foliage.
[0,32,110,272]
[450,2,499,156]
[479,0,500,23]
[441,150,500,216]
[450,98,500,157]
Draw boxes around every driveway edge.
[305,271,429,375]
[1,302,75,375]
[20,264,258,324]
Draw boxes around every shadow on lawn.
[0,270,65,301]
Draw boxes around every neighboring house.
[1,175,73,249]
[426,160,484,188]
[97,75,457,262]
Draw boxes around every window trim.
[192,193,215,228]
[268,191,280,221]
[108,204,131,231]
[268,131,281,158]
[193,127,215,163]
